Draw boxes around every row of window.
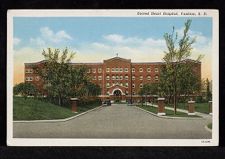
[26,67,159,75]
[88,67,159,73]
[93,75,159,81]
[106,83,146,88]
[106,91,137,95]
[25,76,40,81]
[25,69,33,73]
[132,67,158,73]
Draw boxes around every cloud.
[103,34,165,48]
[29,27,73,47]
[30,37,46,47]
[40,27,72,43]
[103,34,124,43]
[176,27,211,46]
[13,37,21,45]
[73,34,166,63]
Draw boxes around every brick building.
[24,56,201,102]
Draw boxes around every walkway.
[13,104,211,139]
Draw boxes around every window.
[106,76,110,80]
[106,68,110,72]
[112,68,115,72]
[132,91,136,95]
[132,84,135,88]
[92,68,96,73]
[93,76,96,80]
[140,76,143,80]
[132,68,135,72]
[125,75,129,80]
[155,75,159,81]
[155,67,158,72]
[116,75,119,80]
[147,75,151,81]
[125,83,128,87]
[98,68,102,73]
[139,68,143,72]
[120,68,123,72]
[132,76,135,80]
[120,76,123,80]
[124,68,128,72]
[120,83,123,86]
[106,83,110,88]
[87,69,91,73]
[147,67,151,72]
[98,76,102,80]
[25,69,33,74]
[112,76,115,80]
[116,67,119,72]
[25,77,33,81]
[140,83,143,88]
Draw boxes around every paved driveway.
[13,104,212,139]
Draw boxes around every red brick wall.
[24,58,201,99]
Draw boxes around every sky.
[13,17,212,85]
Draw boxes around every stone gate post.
[157,98,166,116]
[70,98,79,113]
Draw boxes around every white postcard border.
[7,9,219,146]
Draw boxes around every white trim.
[188,101,195,104]
[157,112,166,116]
[70,98,79,100]
[188,113,196,115]
[111,88,125,95]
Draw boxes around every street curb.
[134,106,203,120]
[13,105,103,123]
[205,124,212,133]
[146,103,212,119]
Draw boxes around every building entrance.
[113,89,122,103]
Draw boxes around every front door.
[113,90,122,103]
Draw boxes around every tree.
[206,78,212,101]
[13,82,38,99]
[36,48,75,106]
[139,83,159,96]
[85,82,101,97]
[162,19,203,114]
[139,83,159,104]
[36,48,97,106]
[69,65,90,98]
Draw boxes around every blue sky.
[14,17,212,49]
[13,17,212,84]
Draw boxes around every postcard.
[7,9,219,146]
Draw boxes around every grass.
[167,102,210,114]
[137,104,199,117]
[13,96,101,120]
[207,123,212,129]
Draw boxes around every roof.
[103,56,131,63]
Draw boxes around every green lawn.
[137,104,199,117]
[208,123,212,129]
[13,97,100,120]
[167,102,210,114]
